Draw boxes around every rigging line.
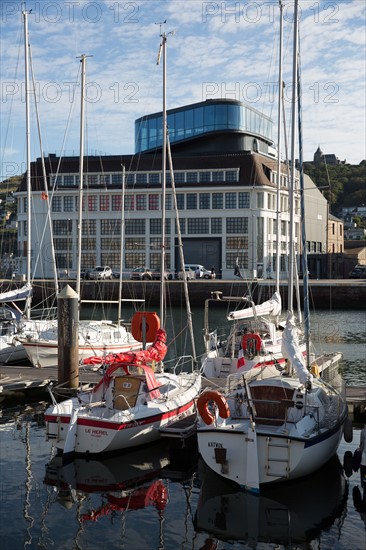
[28,41,59,292]
[0,28,22,173]
[297,28,311,366]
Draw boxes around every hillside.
[303,160,366,214]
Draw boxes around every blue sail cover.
[0,283,32,303]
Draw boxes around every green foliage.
[303,160,366,213]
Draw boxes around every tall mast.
[275,0,283,294]
[23,8,31,319]
[288,0,299,313]
[76,54,88,302]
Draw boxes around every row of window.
[50,169,239,187]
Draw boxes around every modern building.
[15,99,328,280]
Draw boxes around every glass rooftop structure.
[135,99,273,154]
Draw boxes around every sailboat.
[196,0,348,492]
[17,54,143,368]
[43,29,201,456]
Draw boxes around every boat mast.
[157,26,173,328]
[275,0,284,296]
[288,0,299,314]
[76,54,89,302]
[23,8,31,319]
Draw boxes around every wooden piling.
[57,285,79,388]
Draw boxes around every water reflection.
[195,455,348,546]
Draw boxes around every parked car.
[89,266,113,280]
[80,268,90,279]
[184,264,213,279]
[151,269,174,280]
[178,267,195,280]
[350,266,366,279]
[130,267,153,280]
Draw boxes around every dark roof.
[19,151,282,192]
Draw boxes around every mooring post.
[57,285,79,388]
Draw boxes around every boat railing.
[165,354,195,374]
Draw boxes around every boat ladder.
[265,436,291,478]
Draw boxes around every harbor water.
[0,309,365,549]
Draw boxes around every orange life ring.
[197,390,230,425]
[241,333,262,353]
[131,312,160,343]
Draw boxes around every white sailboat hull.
[19,321,143,368]
[45,371,201,454]
[197,376,347,491]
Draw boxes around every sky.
[1,0,365,182]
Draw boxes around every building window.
[212,171,224,182]
[186,172,198,183]
[199,193,210,209]
[52,197,62,212]
[226,252,248,269]
[225,193,237,209]
[211,218,222,233]
[165,194,172,211]
[136,173,148,185]
[187,193,197,209]
[199,171,211,183]
[101,219,121,235]
[149,194,160,210]
[82,220,96,235]
[136,195,146,211]
[174,172,185,183]
[63,196,74,212]
[212,193,223,209]
[149,173,160,184]
[124,195,134,211]
[100,174,110,185]
[87,175,98,185]
[101,237,120,250]
[125,237,145,250]
[125,253,146,268]
[187,218,209,234]
[63,175,74,186]
[125,219,146,235]
[111,174,122,185]
[257,192,264,208]
[112,195,122,211]
[100,195,110,211]
[126,174,134,186]
[225,170,238,182]
[238,192,250,208]
[227,236,248,250]
[150,219,161,235]
[87,196,98,211]
[226,217,248,233]
[176,194,185,210]
[53,219,72,235]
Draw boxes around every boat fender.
[197,390,230,425]
[131,312,160,343]
[343,416,353,443]
[241,333,262,353]
[310,363,320,377]
[343,450,354,478]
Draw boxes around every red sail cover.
[85,328,167,398]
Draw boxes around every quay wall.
[28,279,366,310]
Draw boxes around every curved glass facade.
[135,100,273,153]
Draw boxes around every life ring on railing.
[131,312,160,343]
[197,390,230,425]
[241,333,262,353]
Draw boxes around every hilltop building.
[15,99,329,280]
